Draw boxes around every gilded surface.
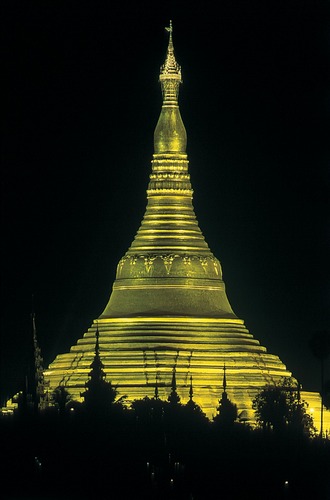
[42,24,329,431]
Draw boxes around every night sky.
[2,1,329,406]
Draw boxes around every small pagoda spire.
[222,364,227,393]
[189,375,193,402]
[154,373,159,399]
[95,322,100,357]
[171,367,177,391]
[87,323,106,382]
[185,374,197,411]
[214,364,238,425]
[185,374,196,411]
[31,296,48,411]
[81,323,118,411]
[168,367,180,404]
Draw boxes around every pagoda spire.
[168,367,180,404]
[153,20,186,155]
[100,21,234,320]
[189,375,193,402]
[222,364,227,393]
[31,297,48,411]
[185,375,196,411]
[85,324,106,384]
[214,364,238,425]
[81,324,118,412]
[154,373,159,399]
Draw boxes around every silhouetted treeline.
[1,404,329,500]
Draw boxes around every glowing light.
[39,21,330,435]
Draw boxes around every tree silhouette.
[52,385,72,416]
[131,395,165,424]
[252,377,316,436]
[253,382,287,432]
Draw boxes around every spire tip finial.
[159,19,182,105]
[165,20,173,34]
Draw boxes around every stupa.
[43,23,327,426]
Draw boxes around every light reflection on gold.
[40,23,330,433]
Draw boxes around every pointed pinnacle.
[223,364,227,393]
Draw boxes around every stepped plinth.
[43,23,328,429]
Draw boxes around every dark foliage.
[52,385,73,415]
[252,377,317,437]
[1,397,329,500]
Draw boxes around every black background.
[1,0,329,405]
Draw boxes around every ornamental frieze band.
[117,253,222,279]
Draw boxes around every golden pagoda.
[43,23,328,427]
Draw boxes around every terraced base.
[44,316,294,421]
